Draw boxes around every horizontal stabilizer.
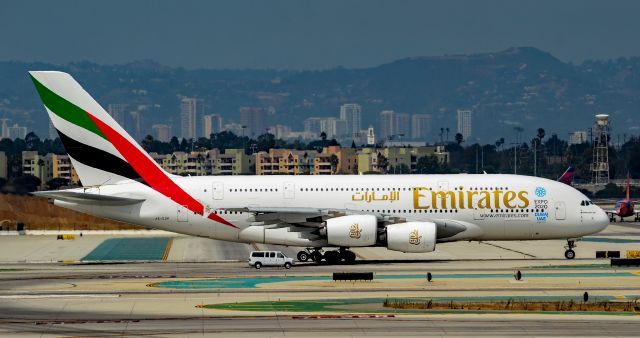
[32,190,145,206]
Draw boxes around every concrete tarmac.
[1,222,640,336]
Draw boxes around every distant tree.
[391,163,411,174]
[141,135,154,152]
[351,140,357,149]
[179,138,189,152]
[329,154,339,174]
[256,133,277,152]
[536,128,546,141]
[169,137,180,151]
[46,177,70,190]
[320,131,327,141]
[495,137,505,151]
[25,132,41,152]
[376,152,389,174]
[454,133,464,145]
[6,175,41,194]
[416,155,449,174]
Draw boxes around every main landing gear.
[296,247,356,264]
[564,239,577,259]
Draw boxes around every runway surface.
[1,222,640,336]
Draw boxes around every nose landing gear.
[564,239,577,259]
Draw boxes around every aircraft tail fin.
[626,173,631,201]
[29,71,236,228]
[29,71,166,187]
[558,165,575,185]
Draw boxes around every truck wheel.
[284,262,292,269]
[255,262,262,269]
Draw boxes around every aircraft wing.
[32,190,145,206]
[222,206,468,239]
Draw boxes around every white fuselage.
[55,174,609,246]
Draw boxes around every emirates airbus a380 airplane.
[29,71,609,262]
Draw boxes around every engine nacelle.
[386,222,436,253]
[325,215,377,247]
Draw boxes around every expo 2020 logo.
[535,187,546,198]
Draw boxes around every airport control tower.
[591,114,610,185]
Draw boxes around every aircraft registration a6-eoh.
[29,71,609,262]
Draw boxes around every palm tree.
[329,154,339,174]
[454,133,464,145]
[37,158,45,188]
[376,152,389,174]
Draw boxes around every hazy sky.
[2,0,639,69]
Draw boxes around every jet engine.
[386,222,437,253]
[324,215,377,247]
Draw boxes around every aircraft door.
[212,182,224,200]
[177,205,189,222]
[284,182,295,199]
[555,201,566,220]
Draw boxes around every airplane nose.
[593,207,609,233]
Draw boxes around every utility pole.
[475,145,479,174]
[510,142,519,175]
[533,139,537,177]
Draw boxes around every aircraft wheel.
[341,250,356,264]
[311,251,323,263]
[297,251,309,262]
[324,251,341,264]
[564,249,576,260]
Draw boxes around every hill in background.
[1,47,639,143]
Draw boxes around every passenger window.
[269,252,275,258]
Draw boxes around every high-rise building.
[411,114,432,140]
[180,98,203,140]
[378,110,396,141]
[0,118,10,139]
[107,104,128,128]
[127,111,143,142]
[203,114,223,137]
[319,117,348,139]
[268,124,292,139]
[395,113,410,138]
[7,124,27,139]
[304,117,323,135]
[239,107,266,137]
[339,103,362,135]
[152,124,171,142]
[456,109,472,141]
